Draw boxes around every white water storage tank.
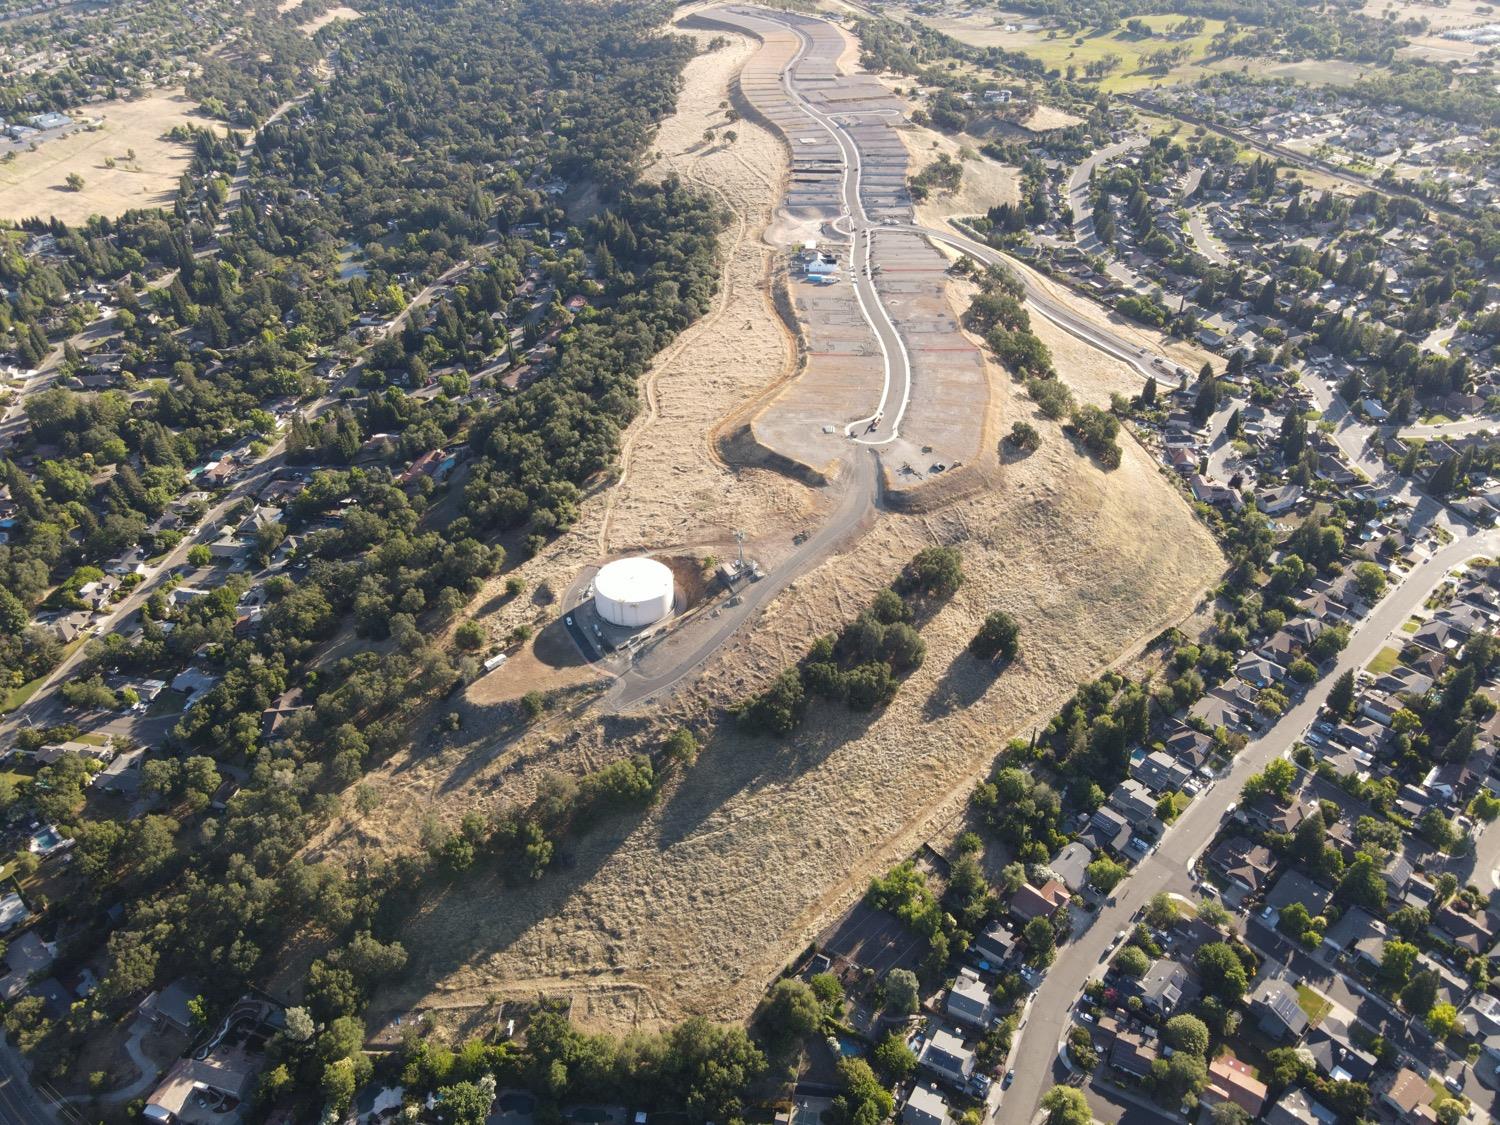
[593,557,675,628]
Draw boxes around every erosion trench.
[349,9,1227,1038]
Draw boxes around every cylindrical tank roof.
[593,557,675,628]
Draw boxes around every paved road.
[1066,136,1148,291]
[608,451,878,710]
[764,11,913,446]
[0,1033,60,1125]
[999,527,1498,1123]
[1400,418,1498,440]
[895,223,1169,386]
[1185,207,1230,267]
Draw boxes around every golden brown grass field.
[0,92,212,224]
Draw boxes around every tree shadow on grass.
[922,649,1002,721]
[653,700,886,851]
[369,797,651,1027]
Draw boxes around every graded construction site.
[692,5,990,500]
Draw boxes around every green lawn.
[985,14,1229,92]
[1,674,48,714]
[147,689,189,717]
[1401,618,1421,634]
[1367,647,1401,676]
[1296,983,1332,1026]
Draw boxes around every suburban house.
[1265,870,1333,916]
[1108,778,1158,824]
[944,969,993,1029]
[971,922,1017,967]
[1265,1088,1337,1125]
[1162,724,1215,769]
[1137,959,1195,1018]
[902,1086,950,1125]
[0,892,30,934]
[917,1028,975,1085]
[1050,842,1093,894]
[144,1046,260,1125]
[1130,750,1192,794]
[1208,836,1276,895]
[1107,1031,1158,1080]
[1250,978,1310,1041]
[1382,1068,1437,1122]
[1305,1024,1376,1083]
[1204,1055,1268,1117]
[1009,880,1069,923]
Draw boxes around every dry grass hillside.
[317,14,1227,1039]
[354,346,1223,1037]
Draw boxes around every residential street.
[0,1033,61,1125]
[999,527,1499,1124]
[1065,135,1149,291]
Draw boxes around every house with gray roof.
[1250,978,1309,1040]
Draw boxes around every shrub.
[1026,376,1074,420]
[970,610,1020,662]
[1005,420,1041,452]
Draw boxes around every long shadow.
[430,681,606,794]
[369,797,651,1027]
[922,649,1001,721]
[653,699,886,851]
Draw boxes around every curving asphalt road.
[761,10,913,446]
[608,450,878,710]
[894,222,1170,385]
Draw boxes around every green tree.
[1327,668,1356,717]
[1165,1014,1209,1056]
[901,546,964,598]
[1115,944,1150,977]
[1379,940,1418,988]
[872,1030,917,1081]
[1041,1085,1092,1125]
[1427,1001,1457,1037]
[1025,915,1057,967]
[1401,968,1438,1017]
[1195,942,1248,1003]
[1087,856,1127,893]
[1145,892,1179,930]
[832,1057,892,1125]
[971,610,1021,662]
[454,620,486,650]
[761,978,822,1047]
[884,968,919,1015]
[1006,421,1041,452]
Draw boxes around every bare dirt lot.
[0,92,210,224]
